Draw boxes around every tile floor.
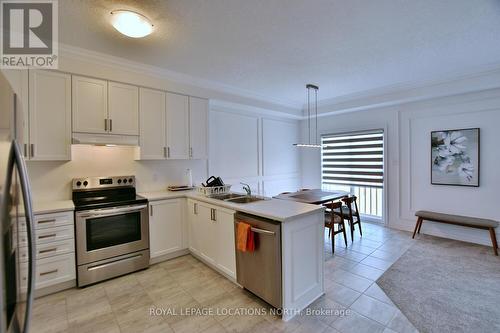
[31,222,419,333]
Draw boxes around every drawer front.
[20,253,76,290]
[19,238,75,263]
[19,211,74,231]
[18,224,74,246]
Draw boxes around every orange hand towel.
[246,227,255,252]
[237,222,255,252]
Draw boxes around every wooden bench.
[413,210,499,256]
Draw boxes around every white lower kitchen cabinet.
[20,253,76,290]
[197,202,218,266]
[215,209,236,278]
[187,199,236,279]
[149,199,184,260]
[187,199,201,255]
[19,210,76,295]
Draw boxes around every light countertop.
[139,190,324,222]
[25,191,324,221]
[17,200,75,216]
[34,200,74,214]
[138,190,193,201]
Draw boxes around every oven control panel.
[72,176,135,190]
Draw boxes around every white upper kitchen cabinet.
[2,69,29,155]
[72,75,108,134]
[188,97,208,159]
[166,92,189,159]
[108,82,139,135]
[149,199,183,259]
[139,88,166,159]
[215,209,236,279]
[28,70,72,160]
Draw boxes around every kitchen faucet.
[240,182,251,196]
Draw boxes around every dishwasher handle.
[235,222,275,236]
[250,227,275,236]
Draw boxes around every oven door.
[75,204,149,265]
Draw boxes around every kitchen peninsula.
[139,190,325,321]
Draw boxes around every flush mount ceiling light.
[294,84,321,148]
[110,10,153,38]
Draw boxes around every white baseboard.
[149,248,190,265]
[388,218,497,248]
[33,280,76,299]
[189,251,239,284]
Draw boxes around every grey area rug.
[377,235,500,333]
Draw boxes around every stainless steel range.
[72,176,149,287]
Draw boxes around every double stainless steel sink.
[209,193,266,204]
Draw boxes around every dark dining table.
[273,189,350,205]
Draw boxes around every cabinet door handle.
[23,144,27,158]
[213,209,216,222]
[167,147,170,158]
[37,219,56,224]
[109,119,113,132]
[38,233,56,239]
[104,119,108,131]
[30,144,34,158]
[39,248,57,254]
[150,205,153,216]
[193,203,197,215]
[189,147,193,158]
[163,147,167,158]
[39,269,58,276]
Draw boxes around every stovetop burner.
[72,175,147,211]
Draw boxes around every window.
[321,130,384,220]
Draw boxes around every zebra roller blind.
[321,130,384,188]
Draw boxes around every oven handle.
[76,204,147,218]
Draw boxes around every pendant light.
[294,84,321,148]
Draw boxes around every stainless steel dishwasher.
[234,213,282,308]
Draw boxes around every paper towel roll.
[184,168,193,187]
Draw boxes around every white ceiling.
[59,0,500,108]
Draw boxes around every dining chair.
[324,201,348,253]
[337,196,362,241]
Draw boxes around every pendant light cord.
[294,84,319,148]
[315,87,318,145]
[307,87,311,145]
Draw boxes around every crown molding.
[310,62,500,118]
[58,43,301,112]
[58,44,500,120]
[210,99,302,120]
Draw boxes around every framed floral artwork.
[431,128,480,187]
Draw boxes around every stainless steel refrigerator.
[0,71,36,333]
